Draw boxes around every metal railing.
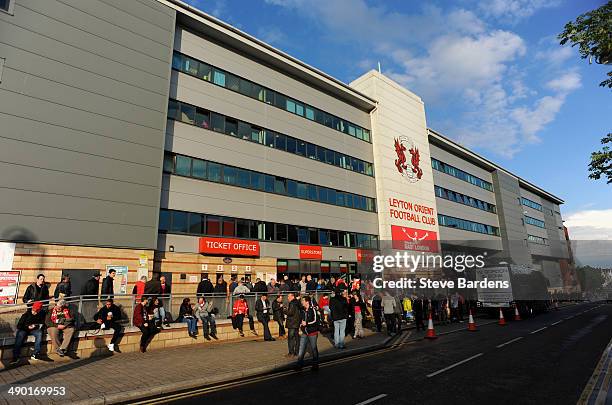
[0,290,334,340]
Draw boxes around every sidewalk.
[0,327,392,405]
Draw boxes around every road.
[145,302,612,405]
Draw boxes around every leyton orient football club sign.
[394,136,423,183]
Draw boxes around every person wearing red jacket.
[133,296,156,352]
[232,294,249,337]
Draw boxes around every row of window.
[434,186,497,214]
[438,214,500,236]
[520,197,542,212]
[172,51,372,142]
[431,158,494,192]
[159,209,379,249]
[277,260,357,274]
[163,153,376,212]
[524,215,545,228]
[527,235,548,245]
[167,99,374,177]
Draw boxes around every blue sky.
[185,0,611,240]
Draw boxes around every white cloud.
[256,27,287,46]
[565,209,612,240]
[535,46,574,66]
[479,0,561,23]
[546,71,582,93]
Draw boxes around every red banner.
[299,245,322,260]
[199,237,260,257]
[356,249,376,263]
[391,225,439,253]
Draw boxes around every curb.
[71,336,394,405]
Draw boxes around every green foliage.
[558,1,612,88]
[588,133,612,183]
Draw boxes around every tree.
[558,1,612,88]
[588,133,612,183]
[559,2,611,183]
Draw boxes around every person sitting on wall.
[10,301,46,365]
[178,298,198,338]
[194,296,217,340]
[93,298,122,352]
[133,296,157,353]
[45,299,75,358]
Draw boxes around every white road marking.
[355,394,388,405]
[551,320,563,326]
[529,327,548,334]
[426,353,484,378]
[496,337,523,348]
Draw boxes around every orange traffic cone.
[467,309,478,331]
[425,312,437,339]
[498,308,507,326]
[514,306,521,321]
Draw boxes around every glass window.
[172,53,182,71]
[163,154,174,173]
[297,183,307,199]
[286,137,296,154]
[207,162,221,182]
[236,169,250,188]
[355,127,363,140]
[325,149,334,164]
[180,103,195,124]
[275,224,288,242]
[297,227,309,244]
[264,130,275,147]
[259,222,274,241]
[265,175,275,192]
[275,133,287,151]
[328,230,338,246]
[363,129,371,142]
[213,69,226,86]
[238,78,252,96]
[197,63,211,81]
[168,99,179,120]
[307,184,317,201]
[348,125,356,136]
[226,74,240,92]
[236,219,252,238]
[275,93,287,109]
[305,106,315,120]
[225,119,238,137]
[223,166,237,185]
[287,180,297,197]
[211,113,225,133]
[184,58,199,76]
[251,83,265,101]
[159,210,170,232]
[192,159,206,179]
[206,216,221,235]
[222,218,235,236]
[318,187,328,203]
[344,193,353,208]
[250,172,264,190]
[295,103,304,116]
[309,228,318,244]
[327,189,337,205]
[286,99,296,114]
[195,108,209,129]
[238,122,251,140]
[358,160,365,174]
[307,143,317,160]
[171,211,188,233]
[188,213,204,234]
[314,109,325,124]
[296,141,306,156]
[251,126,264,144]
[336,191,344,206]
[319,230,329,246]
[316,147,325,162]
[175,155,191,176]
[287,225,298,243]
[274,176,286,194]
[264,89,275,105]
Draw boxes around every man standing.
[196,275,214,297]
[45,299,75,357]
[101,269,116,300]
[255,293,274,341]
[382,293,397,335]
[329,289,348,349]
[10,301,45,364]
[412,295,425,331]
[232,294,249,337]
[232,280,250,295]
[285,292,300,357]
[194,296,217,340]
[53,275,72,301]
[94,298,122,352]
[23,274,50,304]
[295,295,320,370]
[81,271,100,322]
[371,292,383,332]
[272,295,285,338]
[132,276,147,302]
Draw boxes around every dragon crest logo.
[394,136,423,183]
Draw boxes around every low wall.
[0,319,280,369]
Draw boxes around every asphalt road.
[158,302,612,405]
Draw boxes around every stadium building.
[0,0,571,300]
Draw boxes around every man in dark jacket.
[329,290,348,349]
[305,275,317,292]
[53,275,72,300]
[80,271,100,322]
[252,278,267,293]
[272,295,285,338]
[10,301,45,364]
[295,295,320,370]
[101,269,116,299]
[255,293,274,341]
[371,292,383,332]
[81,272,100,296]
[144,276,162,296]
[22,274,50,304]
[196,275,214,297]
[94,298,122,352]
[284,292,300,357]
